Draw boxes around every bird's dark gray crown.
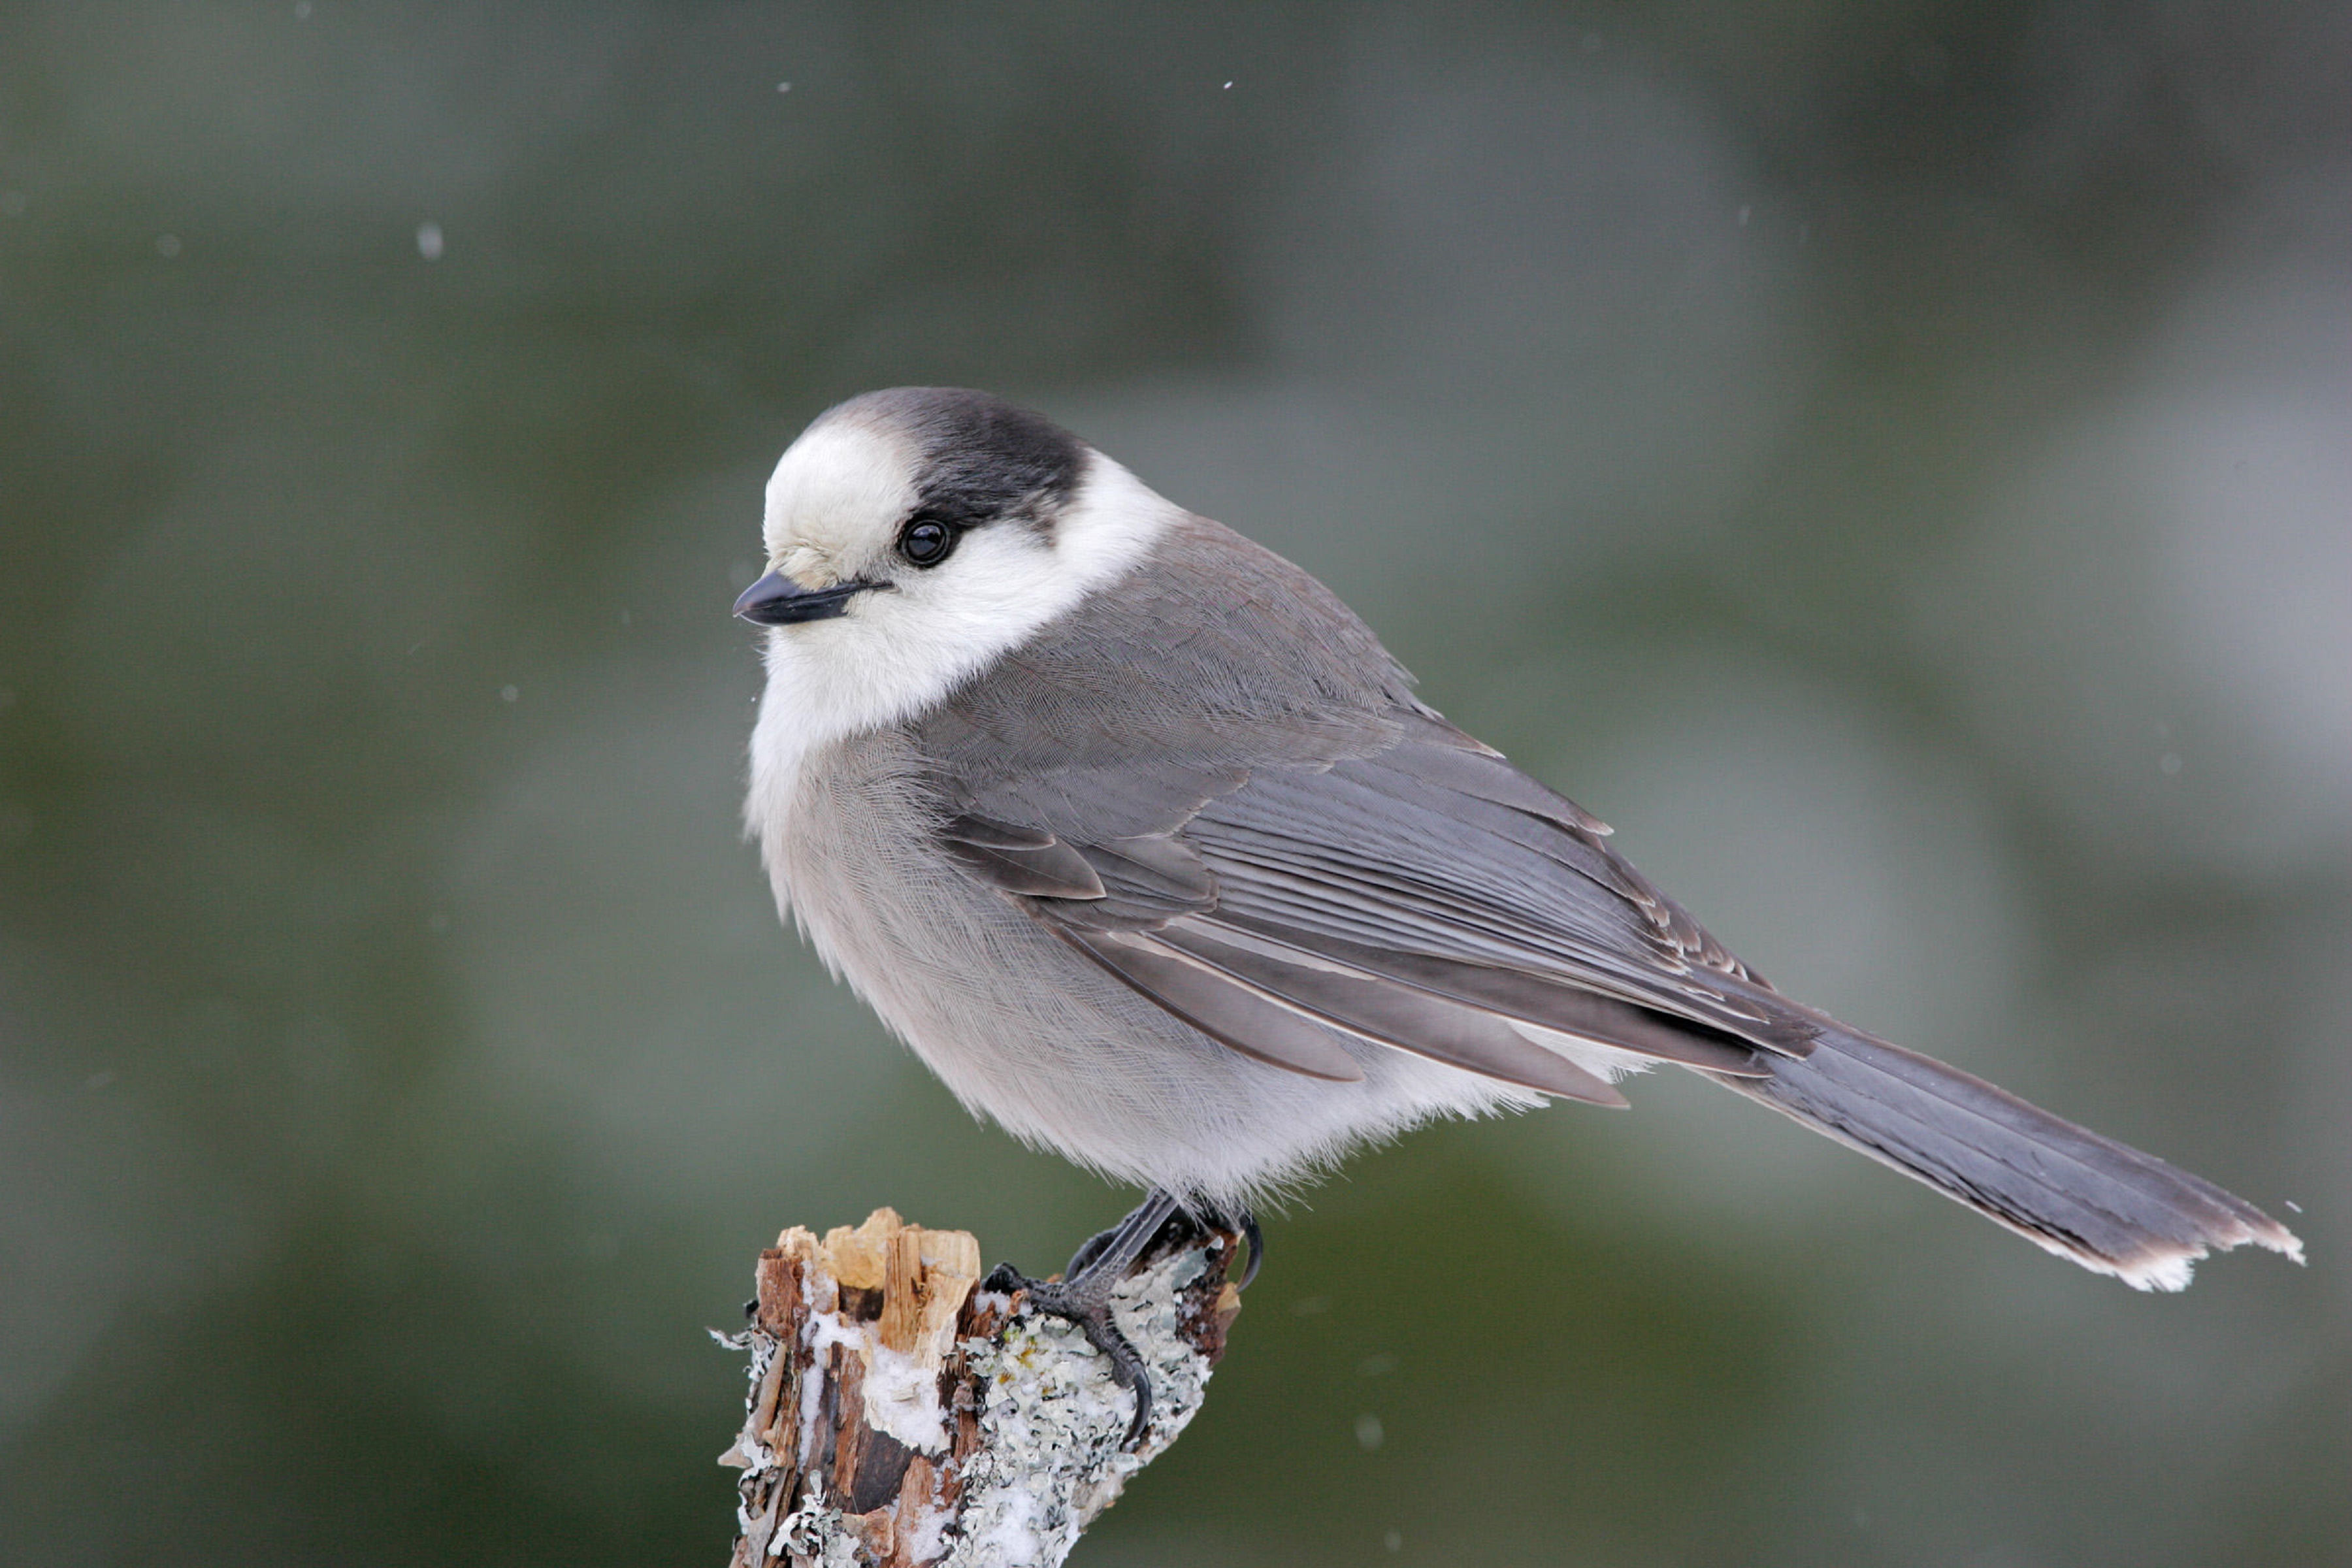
[826,386,1089,534]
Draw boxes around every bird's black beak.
[731,571,881,625]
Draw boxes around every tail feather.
[1708,1026,2304,1290]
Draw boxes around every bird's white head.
[740,387,1179,758]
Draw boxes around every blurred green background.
[3,4,2347,1564]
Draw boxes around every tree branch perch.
[719,1207,1243,1567]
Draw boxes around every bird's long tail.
[1705,1024,2303,1290]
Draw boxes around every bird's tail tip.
[2063,1207,2304,1294]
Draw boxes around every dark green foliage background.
[3,5,2346,1563]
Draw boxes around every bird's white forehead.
[761,418,919,572]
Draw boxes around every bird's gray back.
[913,512,1416,808]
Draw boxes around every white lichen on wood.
[719,1207,1241,1568]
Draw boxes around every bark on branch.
[719,1207,1243,1568]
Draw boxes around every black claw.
[1050,1282,1154,1445]
[1192,1200,1266,1290]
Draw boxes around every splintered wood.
[721,1207,1243,1568]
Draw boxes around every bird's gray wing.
[1179,719,1816,1058]
[934,710,1801,1093]
[913,515,1806,1096]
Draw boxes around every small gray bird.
[738,387,2300,1437]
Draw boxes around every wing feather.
[938,834,1105,900]
[1150,923,1629,1103]
[1054,928,1365,1081]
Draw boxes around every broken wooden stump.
[719,1207,1244,1568]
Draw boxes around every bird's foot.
[983,1190,1264,1446]
[982,1260,1157,1446]
[982,1189,1189,1446]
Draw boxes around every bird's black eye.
[898,519,955,568]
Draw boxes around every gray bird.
[736,387,2300,1439]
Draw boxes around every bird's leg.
[1056,1206,1143,1283]
[1057,1198,1262,1292]
[983,1188,1185,1446]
